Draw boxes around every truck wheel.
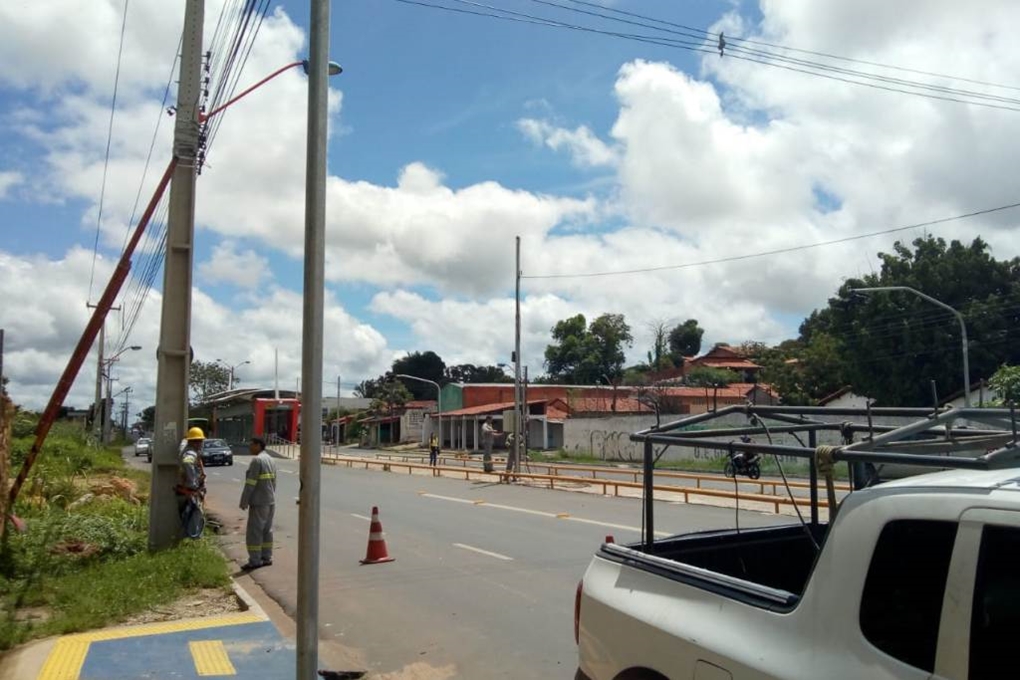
[748,463,761,480]
[614,669,669,680]
[723,461,735,478]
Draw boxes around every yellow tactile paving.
[36,612,264,680]
[36,640,90,680]
[189,640,237,676]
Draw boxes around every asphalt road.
[129,447,789,678]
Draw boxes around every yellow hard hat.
[186,426,206,440]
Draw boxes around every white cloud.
[0,247,393,411]
[4,0,1020,398]
[517,118,618,168]
[197,240,271,289]
[0,171,22,199]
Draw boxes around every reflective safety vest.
[178,448,205,495]
[241,451,277,506]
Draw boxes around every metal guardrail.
[369,450,848,496]
[321,452,827,514]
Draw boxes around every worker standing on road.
[429,431,440,467]
[481,416,499,474]
[240,437,277,570]
[177,427,207,538]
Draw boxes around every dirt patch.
[13,606,52,624]
[120,587,243,626]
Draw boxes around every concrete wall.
[563,410,1005,467]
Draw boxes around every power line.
[537,0,1020,110]
[88,0,131,302]
[521,201,1020,280]
[394,0,1020,112]
[121,32,181,255]
[560,0,1020,94]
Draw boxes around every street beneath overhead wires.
[129,448,791,678]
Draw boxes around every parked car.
[201,438,233,467]
[134,437,151,458]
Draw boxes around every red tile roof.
[439,399,548,417]
[405,400,437,410]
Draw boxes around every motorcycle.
[724,449,761,480]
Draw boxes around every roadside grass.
[0,418,230,651]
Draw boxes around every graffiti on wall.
[577,428,801,466]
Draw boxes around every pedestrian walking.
[176,427,207,538]
[429,431,440,467]
[240,437,277,570]
[481,416,499,473]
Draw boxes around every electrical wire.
[752,416,819,550]
[120,33,181,255]
[88,0,132,302]
[394,0,1020,112]
[522,201,1020,279]
[556,0,1020,99]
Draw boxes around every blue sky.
[2,0,1019,410]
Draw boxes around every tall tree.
[445,364,513,383]
[393,351,446,399]
[189,360,230,404]
[668,319,704,362]
[354,378,381,399]
[646,319,673,371]
[544,313,633,384]
[370,381,412,416]
[138,405,156,431]
[802,236,1020,405]
[989,364,1020,405]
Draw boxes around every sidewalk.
[4,586,295,680]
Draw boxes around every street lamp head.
[301,60,343,76]
[129,345,142,351]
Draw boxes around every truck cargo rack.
[631,404,1020,551]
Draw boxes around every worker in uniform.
[177,427,207,538]
[429,431,440,467]
[240,436,277,570]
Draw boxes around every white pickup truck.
[575,405,1020,680]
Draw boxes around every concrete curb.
[230,578,268,620]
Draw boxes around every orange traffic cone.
[360,506,395,565]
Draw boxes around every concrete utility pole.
[513,235,522,475]
[93,322,105,441]
[122,387,132,432]
[88,304,120,441]
[103,371,115,444]
[149,0,204,551]
[297,0,330,676]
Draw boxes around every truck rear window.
[859,519,957,672]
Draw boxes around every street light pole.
[852,286,971,407]
[395,374,442,448]
[216,358,250,390]
[296,1,331,676]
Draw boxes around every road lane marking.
[351,513,372,521]
[231,478,242,483]
[422,494,672,537]
[420,493,476,505]
[565,515,671,538]
[453,543,513,561]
